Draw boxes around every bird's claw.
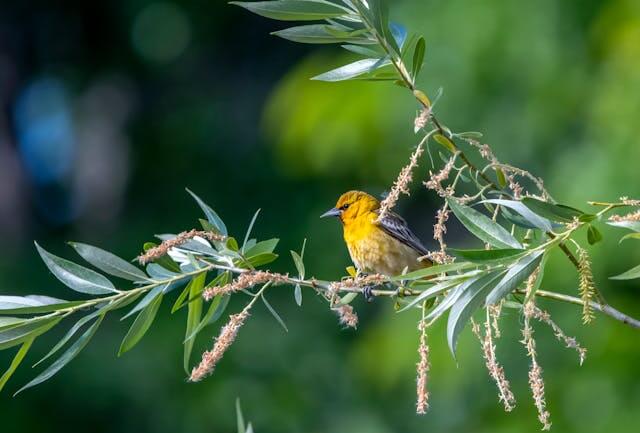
[362,285,375,303]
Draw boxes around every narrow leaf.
[242,209,261,252]
[312,58,388,81]
[35,242,116,295]
[294,284,302,306]
[447,199,522,249]
[450,248,525,264]
[245,239,279,257]
[485,251,544,305]
[610,264,640,280]
[447,272,504,357]
[184,273,205,373]
[118,294,163,355]
[522,197,586,223]
[290,250,305,278]
[261,291,288,332]
[186,188,227,235]
[411,36,425,79]
[15,316,103,395]
[69,242,148,282]
[230,1,348,21]
[391,261,475,281]
[272,24,373,44]
[0,338,34,393]
[482,199,553,232]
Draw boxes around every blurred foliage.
[0,1,639,433]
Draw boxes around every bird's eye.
[340,203,350,210]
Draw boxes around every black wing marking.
[376,211,429,256]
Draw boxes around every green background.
[1,0,639,432]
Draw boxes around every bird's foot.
[362,285,375,303]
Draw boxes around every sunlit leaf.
[35,242,116,295]
[447,199,522,249]
[610,264,640,280]
[247,253,279,267]
[398,278,469,312]
[69,242,148,282]
[290,250,305,278]
[230,0,349,21]
[0,337,33,393]
[485,251,544,305]
[272,24,374,44]
[186,188,227,235]
[0,296,83,315]
[607,220,640,233]
[391,261,474,281]
[0,317,61,350]
[294,284,303,306]
[312,58,389,81]
[482,199,553,231]
[620,233,640,243]
[389,22,407,49]
[341,44,381,57]
[447,272,503,357]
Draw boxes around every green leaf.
[607,220,640,233]
[294,284,303,306]
[411,36,425,80]
[34,312,102,367]
[312,58,389,81]
[0,337,34,393]
[261,290,288,332]
[447,272,504,357]
[118,293,163,356]
[0,317,25,330]
[620,233,640,243]
[425,278,477,322]
[481,199,553,232]
[495,168,507,188]
[447,198,522,249]
[69,242,148,282]
[485,251,544,305]
[185,294,231,342]
[433,134,456,152]
[245,239,279,257]
[272,24,373,44]
[450,248,526,264]
[522,197,586,223]
[35,242,116,295]
[341,44,381,57]
[186,188,227,235]
[15,316,103,395]
[230,0,348,21]
[226,237,240,252]
[236,398,246,433]
[184,273,206,373]
[610,263,640,280]
[398,278,469,312]
[0,296,83,315]
[390,261,475,281]
[121,283,167,320]
[0,317,61,350]
[290,250,305,278]
[242,209,261,252]
[587,225,603,245]
[247,252,279,267]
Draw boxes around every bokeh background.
[1,0,639,432]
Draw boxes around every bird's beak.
[320,207,341,218]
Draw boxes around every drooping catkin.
[416,317,430,414]
[523,271,552,430]
[189,310,250,382]
[333,304,358,329]
[378,139,426,221]
[531,306,587,365]
[577,248,595,324]
[471,316,516,412]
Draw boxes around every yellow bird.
[321,191,432,297]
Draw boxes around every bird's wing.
[375,210,429,256]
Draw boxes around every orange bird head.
[320,190,380,225]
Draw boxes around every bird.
[321,190,432,298]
